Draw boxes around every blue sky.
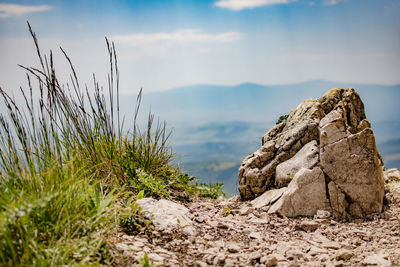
[0,0,399,93]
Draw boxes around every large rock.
[239,88,385,218]
[136,198,196,235]
[268,167,330,217]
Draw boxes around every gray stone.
[238,88,385,219]
[336,249,354,261]
[194,260,208,267]
[136,198,196,236]
[251,187,287,209]
[260,255,278,266]
[239,206,254,215]
[314,209,331,219]
[227,243,240,253]
[296,220,320,232]
[275,140,319,186]
[249,232,261,239]
[269,167,330,217]
[362,253,391,266]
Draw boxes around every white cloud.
[112,29,243,46]
[324,0,346,5]
[0,3,52,18]
[214,0,292,11]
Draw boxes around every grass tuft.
[0,22,224,265]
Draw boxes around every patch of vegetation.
[221,207,232,217]
[140,253,157,267]
[195,182,225,199]
[0,23,224,266]
[276,114,289,124]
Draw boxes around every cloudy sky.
[0,0,399,93]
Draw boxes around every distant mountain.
[119,80,400,127]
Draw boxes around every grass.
[276,114,289,124]
[0,22,224,266]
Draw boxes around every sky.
[0,0,399,93]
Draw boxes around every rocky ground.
[111,194,399,266]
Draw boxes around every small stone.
[314,209,331,219]
[317,254,330,262]
[194,260,208,267]
[362,254,391,266]
[249,251,262,261]
[315,218,330,225]
[336,249,354,261]
[322,241,342,250]
[296,220,320,232]
[224,258,236,267]
[195,217,205,223]
[217,222,229,229]
[213,253,226,265]
[260,255,278,266]
[285,249,304,260]
[308,246,327,256]
[227,243,240,253]
[228,195,241,202]
[147,253,164,263]
[240,206,254,216]
[249,232,262,239]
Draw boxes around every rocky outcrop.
[238,88,385,218]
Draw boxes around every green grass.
[276,114,289,124]
[0,22,224,266]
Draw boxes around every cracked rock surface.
[238,88,385,219]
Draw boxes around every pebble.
[362,253,391,266]
[147,253,164,263]
[239,206,254,216]
[336,249,354,261]
[296,220,320,232]
[249,232,262,239]
[194,260,208,267]
[227,243,241,253]
[260,255,278,266]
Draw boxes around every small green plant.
[276,114,289,124]
[287,173,294,180]
[194,182,225,199]
[221,207,232,217]
[141,253,157,267]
